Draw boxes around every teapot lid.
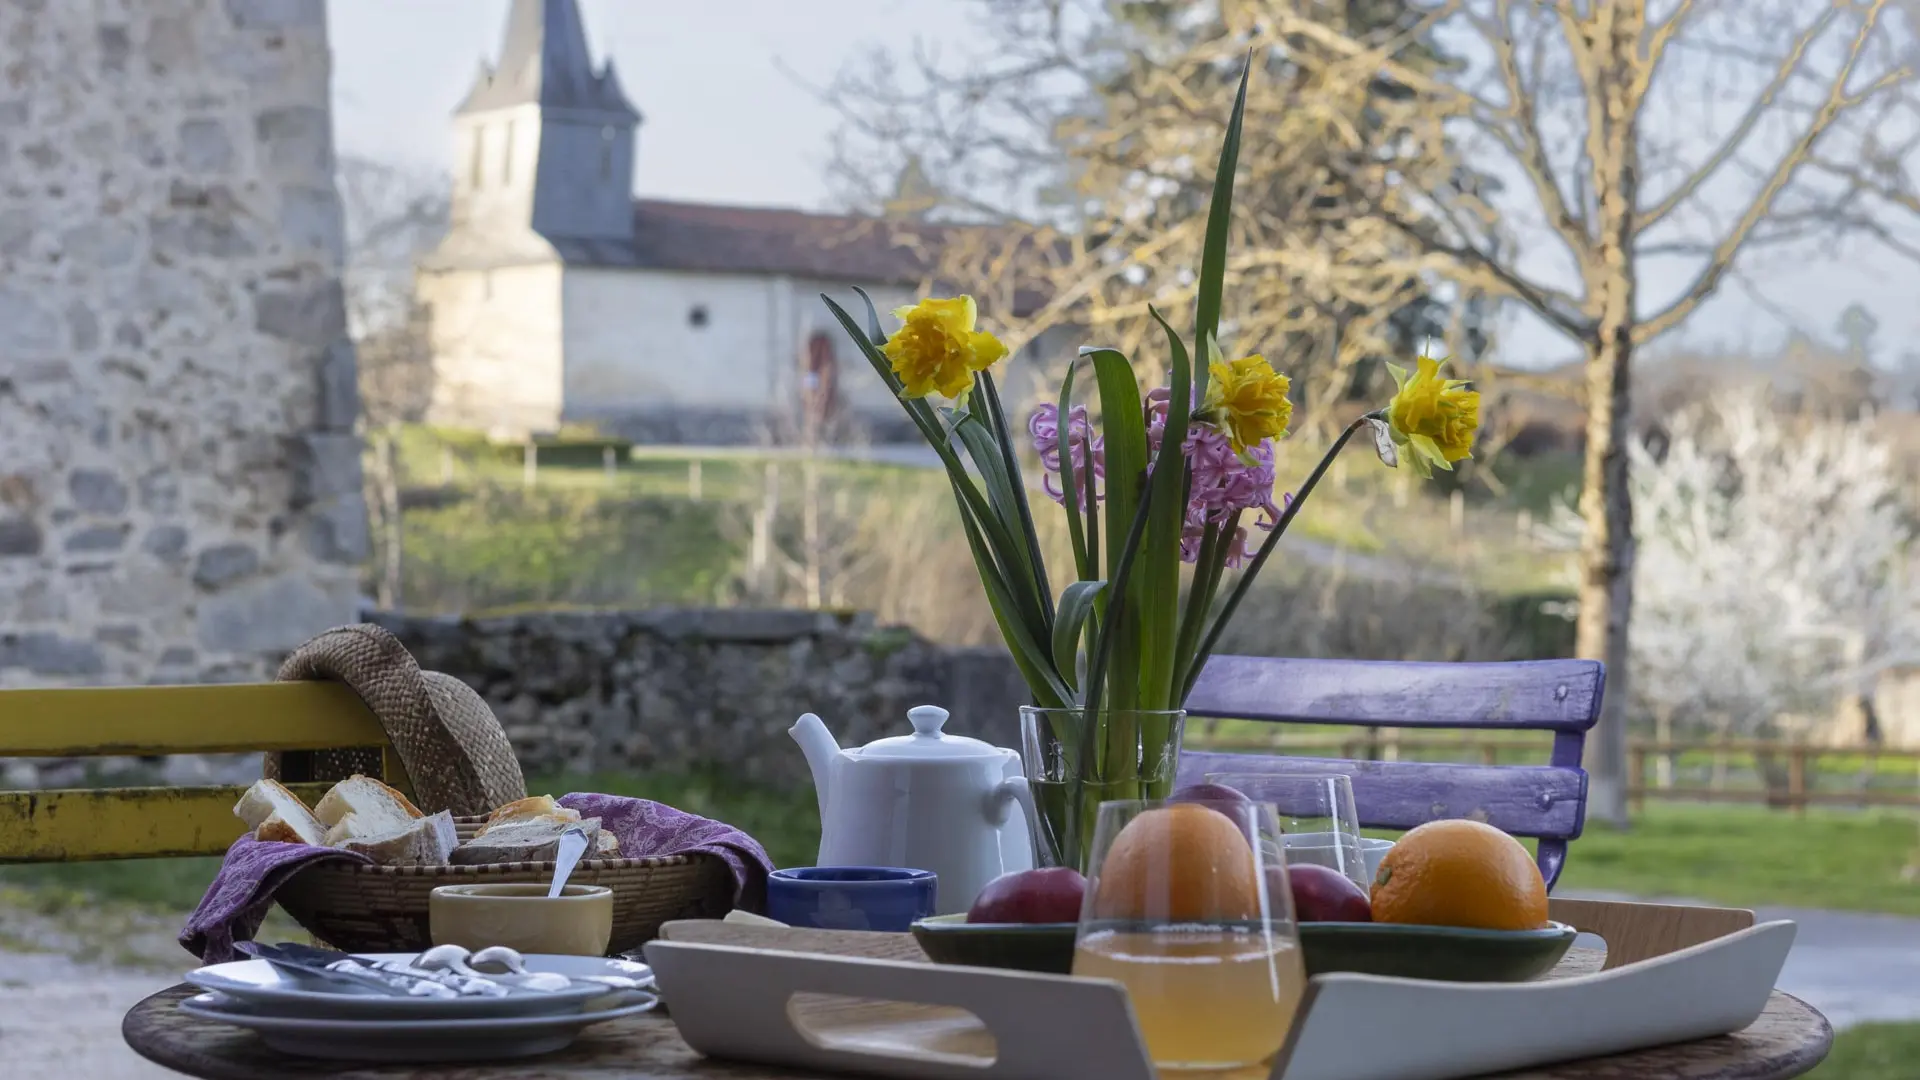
[853,706,1007,761]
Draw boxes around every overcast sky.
[327,0,1920,371]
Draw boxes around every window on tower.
[688,304,710,329]
[502,120,516,185]
[600,126,615,181]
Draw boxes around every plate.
[178,989,659,1062]
[185,952,653,1020]
[910,915,1577,983]
[910,915,1078,974]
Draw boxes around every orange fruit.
[1090,804,1261,921]
[1370,819,1548,931]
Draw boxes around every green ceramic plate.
[909,915,1078,974]
[1298,921,1576,982]
[909,915,1576,984]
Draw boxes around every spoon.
[548,824,590,898]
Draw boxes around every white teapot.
[790,705,1036,916]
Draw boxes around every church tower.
[450,0,640,242]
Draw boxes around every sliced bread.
[595,830,621,858]
[234,779,329,846]
[313,774,423,833]
[477,795,580,836]
[451,817,601,865]
[340,810,457,866]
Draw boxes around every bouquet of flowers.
[822,65,1481,870]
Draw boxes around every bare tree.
[822,0,1491,428]
[1321,0,1916,824]
[336,155,450,609]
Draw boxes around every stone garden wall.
[0,0,363,687]
[372,609,1031,789]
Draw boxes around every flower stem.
[1180,411,1383,701]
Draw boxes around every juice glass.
[1072,798,1305,1073]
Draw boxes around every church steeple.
[449,0,640,243]
[456,0,639,119]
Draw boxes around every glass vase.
[1018,707,1186,874]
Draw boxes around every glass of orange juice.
[1072,797,1305,1074]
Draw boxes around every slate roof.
[457,0,638,119]
[537,200,945,284]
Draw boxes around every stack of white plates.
[181,953,658,1062]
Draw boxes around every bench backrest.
[1178,655,1605,889]
[0,682,409,862]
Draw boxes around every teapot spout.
[789,713,841,824]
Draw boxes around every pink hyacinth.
[1032,388,1288,567]
[1144,388,1286,565]
[1030,402,1104,509]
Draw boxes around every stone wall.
[372,608,1030,789]
[0,0,364,686]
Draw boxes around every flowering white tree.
[1540,392,1920,736]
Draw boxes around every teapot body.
[815,751,1034,916]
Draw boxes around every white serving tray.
[642,900,1797,1080]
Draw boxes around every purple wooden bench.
[1178,655,1605,890]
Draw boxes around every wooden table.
[124,949,1831,1080]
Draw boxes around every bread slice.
[451,817,600,865]
[313,774,423,833]
[595,830,621,858]
[340,810,457,866]
[477,795,580,836]
[234,780,328,846]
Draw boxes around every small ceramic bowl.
[428,883,614,956]
[764,867,937,932]
[911,915,1576,983]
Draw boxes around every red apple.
[967,867,1088,924]
[1280,863,1373,923]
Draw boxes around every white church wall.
[561,266,777,409]
[419,261,565,437]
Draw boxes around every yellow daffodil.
[882,295,1009,404]
[1385,353,1480,478]
[1199,344,1292,460]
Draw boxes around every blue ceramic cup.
[764,867,938,932]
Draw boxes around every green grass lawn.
[1,784,1911,919]
[1809,1021,1920,1078]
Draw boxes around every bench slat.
[0,683,382,757]
[1186,656,1604,733]
[0,783,334,862]
[1176,751,1588,840]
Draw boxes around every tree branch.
[1636,6,1841,232]
[1637,0,1909,343]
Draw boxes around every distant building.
[418,0,1063,443]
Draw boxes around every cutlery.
[548,824,590,897]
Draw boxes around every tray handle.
[1547,897,1754,970]
[644,941,1156,1080]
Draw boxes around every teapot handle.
[985,775,1037,830]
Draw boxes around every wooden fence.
[1183,727,1920,813]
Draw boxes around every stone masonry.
[0,0,364,687]
[373,608,1031,789]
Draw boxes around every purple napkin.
[559,793,774,914]
[180,834,371,963]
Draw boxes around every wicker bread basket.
[274,817,736,955]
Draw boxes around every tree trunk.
[1572,2,1643,830]
[1576,326,1635,828]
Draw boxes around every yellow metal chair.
[0,682,413,863]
